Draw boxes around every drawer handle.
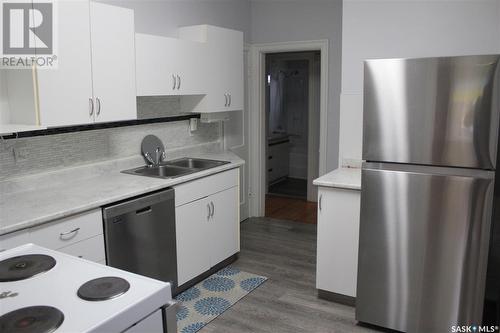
[60,227,80,238]
[268,168,273,172]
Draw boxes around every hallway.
[265,195,317,224]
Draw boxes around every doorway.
[248,40,329,218]
[264,51,320,224]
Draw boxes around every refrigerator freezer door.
[363,55,500,169]
[356,163,494,333]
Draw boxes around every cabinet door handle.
[96,97,101,116]
[224,93,228,107]
[177,75,181,90]
[210,202,215,218]
[89,98,94,116]
[319,194,323,211]
[228,94,231,107]
[60,227,80,238]
[207,203,211,220]
[172,75,176,90]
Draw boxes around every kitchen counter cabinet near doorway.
[314,168,361,304]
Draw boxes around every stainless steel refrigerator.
[356,54,500,332]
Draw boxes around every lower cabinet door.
[316,186,360,297]
[176,197,211,285]
[209,186,239,266]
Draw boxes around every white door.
[37,0,94,127]
[177,40,206,96]
[135,34,181,96]
[89,2,136,123]
[209,186,239,266]
[222,29,244,111]
[208,26,243,112]
[316,187,360,297]
[175,197,211,285]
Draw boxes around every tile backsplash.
[0,120,221,181]
[137,96,183,119]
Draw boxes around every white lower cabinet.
[0,230,31,252]
[174,169,240,286]
[209,186,239,265]
[0,209,105,263]
[175,196,212,285]
[316,186,360,298]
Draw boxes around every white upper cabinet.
[37,0,136,127]
[135,34,206,97]
[135,25,243,113]
[179,25,244,113]
[89,2,137,123]
[37,0,94,127]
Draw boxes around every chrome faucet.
[144,148,166,167]
[144,152,155,167]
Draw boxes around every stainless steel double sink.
[122,157,230,179]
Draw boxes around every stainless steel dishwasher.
[102,188,177,293]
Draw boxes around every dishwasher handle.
[103,188,174,219]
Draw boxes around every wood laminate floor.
[265,195,317,224]
[201,217,381,333]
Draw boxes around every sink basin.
[122,157,230,179]
[167,158,229,169]
[130,165,195,178]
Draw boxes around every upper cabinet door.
[363,55,500,169]
[89,2,137,123]
[37,0,94,127]
[135,34,206,97]
[179,25,243,113]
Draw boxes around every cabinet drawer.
[0,230,31,252]
[58,235,105,263]
[174,168,239,207]
[30,209,103,250]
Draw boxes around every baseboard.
[175,253,239,296]
[317,289,356,307]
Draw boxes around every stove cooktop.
[0,254,56,282]
[0,306,64,333]
[77,276,130,301]
[0,244,172,333]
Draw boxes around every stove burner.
[77,276,130,301]
[0,255,56,282]
[0,306,64,333]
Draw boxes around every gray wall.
[100,0,251,41]
[251,0,343,172]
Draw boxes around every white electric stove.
[0,244,177,333]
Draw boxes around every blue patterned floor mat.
[175,266,267,333]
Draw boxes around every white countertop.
[0,150,244,236]
[313,167,361,190]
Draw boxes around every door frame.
[248,40,329,217]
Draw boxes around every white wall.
[251,0,343,172]
[339,0,500,164]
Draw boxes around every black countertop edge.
[1,114,201,140]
